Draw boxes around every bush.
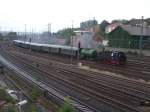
[0,88,6,100]
[59,97,73,112]
[30,88,40,102]
[3,104,16,112]
[5,96,15,103]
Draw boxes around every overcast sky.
[0,0,149,32]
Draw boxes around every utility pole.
[17,91,22,112]
[29,28,33,52]
[77,41,81,62]
[139,16,144,56]
[24,24,26,43]
[32,28,33,42]
[48,23,51,36]
[70,20,74,65]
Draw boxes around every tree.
[7,32,17,40]
[93,25,105,41]
[56,28,76,45]
[0,33,3,40]
[4,104,16,112]
[30,88,40,102]
[145,18,150,26]
[5,96,15,104]
[111,19,129,24]
[59,97,73,112]
[100,20,110,32]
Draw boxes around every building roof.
[14,40,78,50]
[74,30,91,33]
[128,19,143,26]
[121,25,150,36]
[106,23,121,28]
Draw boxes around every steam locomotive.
[13,40,127,65]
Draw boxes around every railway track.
[127,55,150,63]
[0,50,99,112]
[0,49,148,112]
[12,50,149,105]
[4,69,58,112]
[80,60,150,81]
[9,50,150,94]
[20,54,150,105]
[4,71,32,100]
[3,44,148,96]
[10,44,150,81]
[1,42,150,111]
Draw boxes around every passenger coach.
[13,40,127,65]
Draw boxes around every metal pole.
[70,21,73,64]
[77,42,81,62]
[48,23,51,36]
[50,23,51,35]
[18,91,22,112]
[29,29,33,52]
[24,24,26,43]
[139,16,144,56]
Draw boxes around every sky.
[0,0,149,32]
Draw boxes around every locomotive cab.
[111,52,127,65]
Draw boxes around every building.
[107,25,150,49]
[105,23,122,33]
[128,18,149,27]
[73,31,93,48]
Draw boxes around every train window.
[112,52,119,60]
[118,52,125,57]
[111,53,114,57]
[119,53,123,57]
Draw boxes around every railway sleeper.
[140,100,150,106]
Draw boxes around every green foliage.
[59,97,73,112]
[0,88,6,100]
[0,88,15,103]
[145,18,150,26]
[7,32,17,40]
[57,28,75,38]
[30,88,40,102]
[4,104,16,112]
[0,33,4,40]
[95,30,105,38]
[30,104,37,112]
[111,19,129,24]
[5,96,15,103]
[100,20,110,32]
[56,28,76,45]
[80,20,98,29]
[0,32,17,41]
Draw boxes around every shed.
[107,25,150,49]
